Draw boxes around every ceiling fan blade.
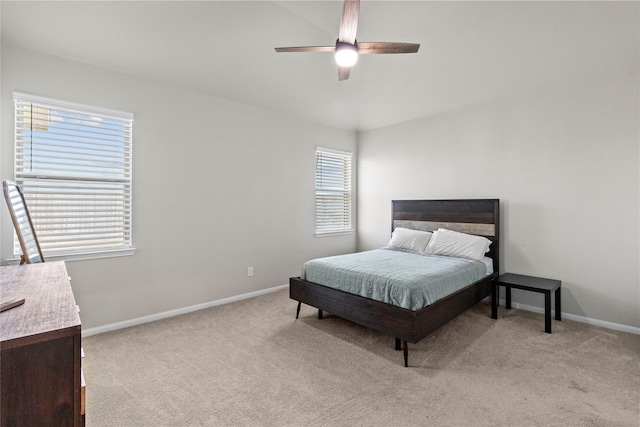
[275,46,336,53]
[338,0,360,44]
[357,42,420,54]
[338,66,351,81]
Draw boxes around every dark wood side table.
[491,273,561,333]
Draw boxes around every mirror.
[2,180,44,264]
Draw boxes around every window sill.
[315,230,354,238]
[5,248,137,265]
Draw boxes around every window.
[12,92,134,261]
[315,147,352,235]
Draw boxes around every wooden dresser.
[1,262,84,426]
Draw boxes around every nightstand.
[491,273,561,333]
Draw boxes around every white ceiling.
[1,1,636,131]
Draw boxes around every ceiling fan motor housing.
[335,40,359,67]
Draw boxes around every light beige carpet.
[82,288,639,426]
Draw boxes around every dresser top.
[1,262,81,346]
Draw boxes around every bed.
[290,199,500,367]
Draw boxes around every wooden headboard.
[392,199,500,274]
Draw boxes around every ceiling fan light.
[335,41,358,67]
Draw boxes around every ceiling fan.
[275,0,420,81]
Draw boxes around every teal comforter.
[301,248,488,311]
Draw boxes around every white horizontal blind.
[315,147,352,234]
[13,92,133,257]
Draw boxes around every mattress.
[301,248,490,311]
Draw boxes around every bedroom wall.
[0,44,357,330]
[357,64,639,330]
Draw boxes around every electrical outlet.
[248,267,254,277]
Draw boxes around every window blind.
[13,92,134,257]
[315,147,352,234]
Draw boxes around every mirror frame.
[2,180,45,264]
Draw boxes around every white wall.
[1,45,357,329]
[357,61,639,328]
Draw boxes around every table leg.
[491,283,498,319]
[544,291,552,333]
[506,286,512,309]
[555,287,562,321]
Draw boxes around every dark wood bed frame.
[290,199,500,367]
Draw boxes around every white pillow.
[424,228,492,261]
[388,228,433,253]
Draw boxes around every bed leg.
[295,301,301,319]
[402,340,408,367]
[395,338,401,351]
[318,309,323,319]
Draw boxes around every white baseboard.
[82,284,289,337]
[490,297,640,335]
[83,285,639,337]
